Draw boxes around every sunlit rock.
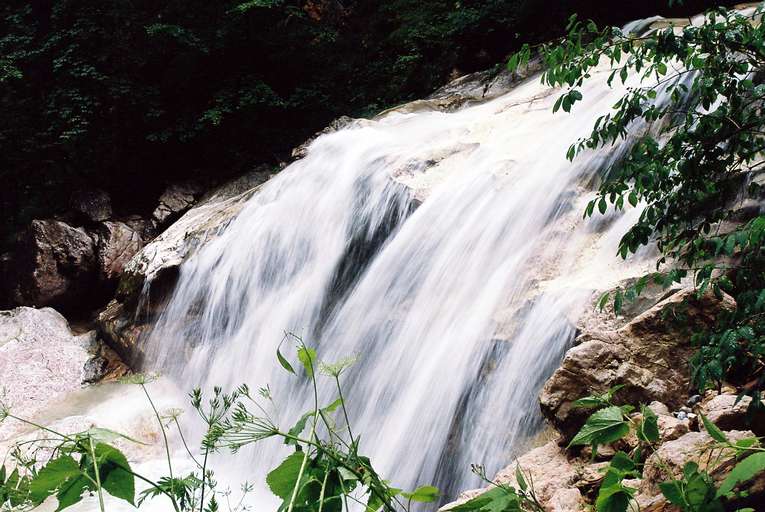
[540,288,736,441]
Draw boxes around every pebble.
[680,406,692,413]
[687,394,701,406]
[676,411,688,421]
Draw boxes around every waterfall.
[141,56,665,506]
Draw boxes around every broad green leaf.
[449,486,521,512]
[717,452,765,496]
[29,455,81,504]
[595,483,635,512]
[95,444,135,505]
[659,480,686,506]
[568,406,630,449]
[297,346,317,377]
[701,414,728,443]
[402,485,439,503]
[266,452,306,500]
[82,427,148,446]
[55,474,91,512]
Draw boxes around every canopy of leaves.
[0,0,727,249]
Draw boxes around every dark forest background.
[0,0,733,247]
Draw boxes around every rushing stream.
[136,51,667,508]
[24,16,694,511]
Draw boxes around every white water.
[132,58,671,509]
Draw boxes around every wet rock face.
[9,220,97,310]
[539,288,736,441]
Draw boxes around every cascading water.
[138,45,670,508]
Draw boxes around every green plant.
[444,463,543,512]
[509,2,765,415]
[0,337,436,512]
[567,387,765,512]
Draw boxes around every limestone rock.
[70,188,112,222]
[9,220,97,309]
[95,221,144,281]
[152,182,203,227]
[639,429,754,496]
[540,288,735,441]
[444,441,584,511]
[121,168,272,285]
[699,391,764,434]
[0,308,104,440]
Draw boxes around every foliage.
[0,338,435,512]
[446,464,543,512]
[0,0,725,249]
[509,2,765,414]
[568,387,765,512]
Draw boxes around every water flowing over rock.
[127,56,671,506]
[540,288,736,441]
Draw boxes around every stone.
[492,441,582,510]
[70,188,112,222]
[152,181,203,227]
[95,221,144,281]
[640,429,754,497]
[0,307,106,440]
[441,441,583,511]
[540,288,735,441]
[9,220,97,309]
[699,391,764,435]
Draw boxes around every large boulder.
[0,307,118,440]
[540,288,736,441]
[8,220,97,311]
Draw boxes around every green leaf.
[267,452,306,500]
[297,347,317,377]
[637,405,659,443]
[95,444,135,506]
[449,486,521,512]
[55,475,91,512]
[595,483,635,512]
[336,467,358,482]
[515,465,527,492]
[659,480,686,506]
[83,427,148,446]
[29,456,81,504]
[277,346,296,374]
[568,406,630,449]
[402,485,439,503]
[717,452,765,496]
[701,414,728,443]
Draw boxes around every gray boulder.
[9,220,97,309]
